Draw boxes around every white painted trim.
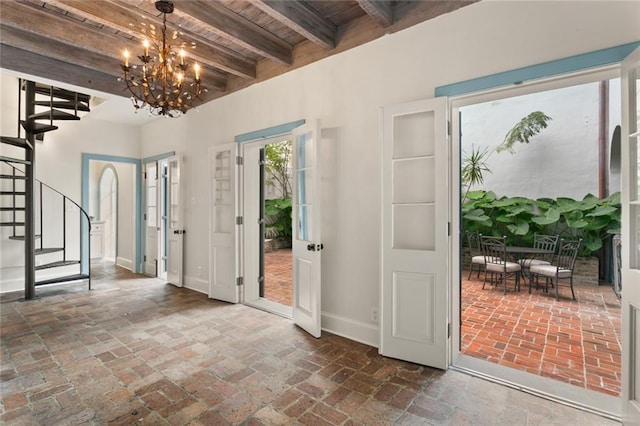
[116,257,133,271]
[321,311,379,348]
[0,278,23,294]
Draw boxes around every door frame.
[142,152,175,279]
[447,65,622,417]
[241,136,294,318]
[81,153,142,273]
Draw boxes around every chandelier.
[120,0,205,117]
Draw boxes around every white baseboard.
[184,276,208,294]
[321,312,379,348]
[116,257,133,271]
[0,278,23,294]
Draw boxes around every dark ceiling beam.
[44,0,256,79]
[171,0,293,66]
[252,0,336,50]
[357,0,394,28]
[0,44,125,97]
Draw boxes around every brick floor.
[264,248,292,307]
[0,263,617,425]
[461,270,622,396]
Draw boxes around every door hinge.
[447,323,452,338]
[236,216,243,225]
[143,171,147,179]
[447,222,451,236]
[447,120,451,136]
[144,255,147,262]
[236,276,244,286]
[236,156,243,166]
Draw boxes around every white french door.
[166,155,184,287]
[621,45,640,425]
[209,143,241,303]
[291,121,322,338]
[144,161,159,276]
[380,98,449,369]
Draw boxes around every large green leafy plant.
[462,190,620,256]
[265,198,292,241]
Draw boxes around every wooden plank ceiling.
[0,0,475,105]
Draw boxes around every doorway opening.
[98,165,117,262]
[243,138,293,317]
[455,74,622,402]
[144,159,169,281]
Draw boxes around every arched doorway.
[99,165,118,262]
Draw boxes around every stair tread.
[0,174,27,180]
[35,260,80,270]
[9,234,41,240]
[33,100,90,112]
[0,136,32,149]
[36,247,64,255]
[0,156,30,165]
[20,120,59,135]
[0,207,25,211]
[0,191,26,195]
[29,110,81,121]
[0,222,25,226]
[36,273,90,286]
[29,83,91,103]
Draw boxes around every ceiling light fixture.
[120,0,205,117]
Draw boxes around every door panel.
[209,143,240,303]
[292,121,321,338]
[380,98,449,369]
[167,156,184,286]
[144,162,158,276]
[622,45,640,424]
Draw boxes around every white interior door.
[621,45,640,425]
[380,98,449,369]
[209,143,240,303]
[144,161,158,276]
[167,155,184,286]
[292,121,322,338]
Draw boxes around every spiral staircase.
[1,79,92,299]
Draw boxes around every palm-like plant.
[461,145,491,204]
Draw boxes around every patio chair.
[529,238,582,300]
[518,233,559,287]
[466,231,485,279]
[480,235,521,294]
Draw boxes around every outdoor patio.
[263,249,621,397]
[461,270,621,396]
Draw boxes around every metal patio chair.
[529,238,582,300]
[481,235,521,294]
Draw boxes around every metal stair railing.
[1,160,92,289]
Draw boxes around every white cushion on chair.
[519,258,551,268]
[472,255,485,264]
[529,264,572,278]
[486,261,521,273]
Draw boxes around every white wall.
[0,74,143,292]
[139,2,640,345]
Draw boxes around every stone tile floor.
[0,263,618,425]
[264,249,292,307]
[462,271,622,396]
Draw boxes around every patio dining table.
[505,245,554,290]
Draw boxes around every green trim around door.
[81,153,142,273]
[235,119,305,143]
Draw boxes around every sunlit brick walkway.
[264,248,292,307]
[461,271,622,396]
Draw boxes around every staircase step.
[9,234,41,240]
[0,174,27,180]
[0,207,25,211]
[29,110,81,121]
[0,156,30,165]
[34,100,90,112]
[35,260,80,270]
[20,120,58,135]
[0,136,32,149]
[36,247,64,255]
[31,84,91,103]
[36,273,90,287]
[0,191,26,195]
[0,222,24,226]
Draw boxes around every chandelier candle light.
[120,0,205,117]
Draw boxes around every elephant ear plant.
[463,191,621,256]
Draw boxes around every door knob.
[307,243,316,251]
